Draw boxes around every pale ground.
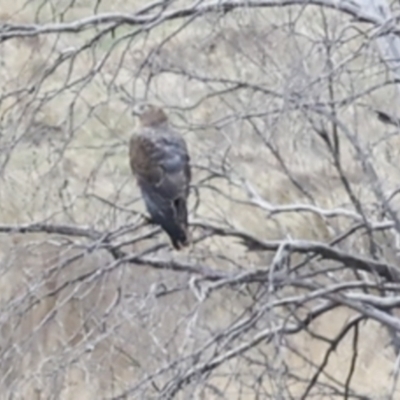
[0,0,399,398]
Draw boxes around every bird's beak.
[131,108,140,117]
[131,102,146,117]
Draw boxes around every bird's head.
[132,103,168,128]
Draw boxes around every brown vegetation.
[0,0,400,398]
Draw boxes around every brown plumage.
[129,104,191,250]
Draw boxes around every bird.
[129,103,191,250]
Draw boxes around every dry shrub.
[0,1,399,399]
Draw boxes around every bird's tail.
[162,218,189,250]
[166,197,189,250]
[153,198,189,250]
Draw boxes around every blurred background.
[0,0,400,398]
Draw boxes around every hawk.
[129,103,191,250]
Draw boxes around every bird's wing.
[130,126,191,248]
[129,127,191,201]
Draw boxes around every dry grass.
[0,0,399,398]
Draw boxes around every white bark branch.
[0,0,398,42]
